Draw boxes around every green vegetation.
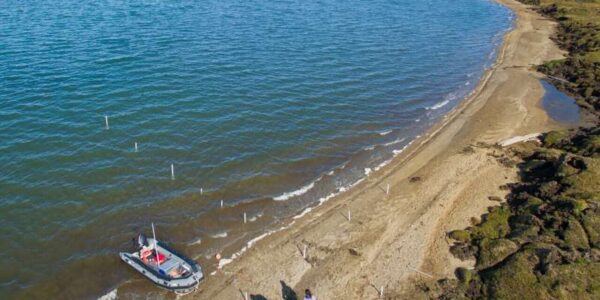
[421,2,600,298]
[426,128,600,299]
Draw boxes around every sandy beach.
[192,0,568,298]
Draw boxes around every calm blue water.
[0,0,512,298]
[541,80,581,124]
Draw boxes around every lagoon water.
[541,80,581,124]
[0,0,512,298]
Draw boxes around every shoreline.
[193,0,562,299]
[207,0,517,273]
[189,0,569,298]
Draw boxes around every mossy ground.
[424,129,600,299]
[421,1,600,298]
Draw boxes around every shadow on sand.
[281,280,298,300]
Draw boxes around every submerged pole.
[244,212,247,224]
[221,200,224,208]
[171,164,175,180]
[105,115,109,130]
[134,142,138,152]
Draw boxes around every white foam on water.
[383,137,406,146]
[393,139,416,156]
[189,237,202,245]
[217,226,287,270]
[217,177,367,271]
[415,118,421,123]
[426,100,449,110]
[210,232,228,239]
[374,159,392,172]
[215,136,422,272]
[273,179,318,201]
[97,288,118,300]
[379,130,392,136]
[218,258,234,269]
[364,145,375,151]
[293,207,313,219]
[248,212,263,222]
[318,190,338,205]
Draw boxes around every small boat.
[119,224,203,295]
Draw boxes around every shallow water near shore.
[0,0,512,298]
[541,80,581,124]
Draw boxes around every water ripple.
[0,0,512,298]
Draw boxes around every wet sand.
[191,0,568,298]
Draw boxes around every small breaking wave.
[248,212,263,222]
[383,137,406,147]
[189,237,203,245]
[216,172,368,272]
[218,228,284,269]
[293,207,313,220]
[426,100,449,110]
[379,130,392,136]
[273,179,317,201]
[210,232,228,239]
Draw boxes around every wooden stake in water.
[243,212,247,224]
[171,164,175,180]
[134,142,138,153]
[104,115,109,130]
[220,200,224,208]
[200,187,203,195]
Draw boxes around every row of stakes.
[107,115,393,228]
[104,115,259,225]
[107,115,396,297]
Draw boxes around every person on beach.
[304,289,316,300]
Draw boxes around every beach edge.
[190,0,568,298]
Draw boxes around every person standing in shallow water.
[304,289,316,300]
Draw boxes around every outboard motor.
[137,233,149,248]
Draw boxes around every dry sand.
[191,0,568,298]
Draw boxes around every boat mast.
[152,222,161,267]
